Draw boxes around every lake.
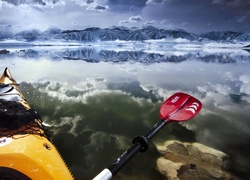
[1,45,250,179]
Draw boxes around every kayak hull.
[0,135,73,179]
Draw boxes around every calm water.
[1,46,250,179]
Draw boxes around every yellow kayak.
[0,68,73,179]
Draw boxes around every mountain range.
[0,26,250,43]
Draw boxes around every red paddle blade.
[160,92,202,122]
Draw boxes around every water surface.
[1,46,250,179]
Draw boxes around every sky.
[0,0,250,34]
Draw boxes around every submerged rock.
[0,49,10,54]
[156,140,238,180]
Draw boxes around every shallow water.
[1,46,250,179]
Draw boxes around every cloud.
[1,0,109,12]
[142,0,250,33]
[107,0,147,12]
[239,75,250,103]
[212,0,250,7]
[236,15,247,23]
[129,15,142,22]
[146,0,166,5]
[70,0,109,11]
[86,4,109,11]
[142,20,156,26]
[0,0,12,9]
[86,0,94,4]
[49,115,82,136]
[119,15,142,25]
[1,0,62,6]
[0,0,118,31]
[1,0,250,33]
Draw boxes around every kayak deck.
[0,68,73,179]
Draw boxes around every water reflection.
[0,46,250,179]
[1,46,249,63]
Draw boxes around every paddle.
[93,92,202,180]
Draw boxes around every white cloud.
[239,75,250,102]
[142,20,156,26]
[129,15,142,22]
[239,75,250,84]
[1,0,64,6]
[146,0,166,5]
[119,20,129,25]
[119,15,142,26]
[0,0,120,31]
[71,0,109,11]
[0,0,13,9]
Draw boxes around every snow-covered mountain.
[15,29,41,42]
[200,31,244,42]
[0,26,249,43]
[55,26,201,42]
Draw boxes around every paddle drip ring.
[133,136,149,152]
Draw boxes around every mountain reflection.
[1,46,249,63]
[63,48,250,63]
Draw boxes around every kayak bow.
[0,68,73,180]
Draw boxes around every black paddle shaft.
[108,119,167,176]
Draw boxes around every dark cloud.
[108,0,147,7]
[94,4,108,11]
[212,0,250,7]
[107,0,147,13]
[86,0,94,4]
[142,0,250,33]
